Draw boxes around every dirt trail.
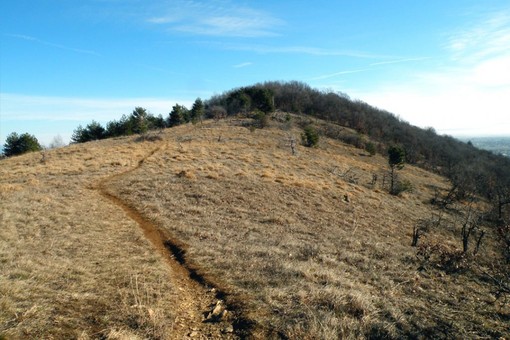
[96,143,240,339]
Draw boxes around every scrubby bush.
[252,110,269,128]
[365,141,377,156]
[301,126,319,147]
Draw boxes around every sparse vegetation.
[3,81,510,338]
[102,120,508,338]
[252,110,269,129]
[365,141,377,156]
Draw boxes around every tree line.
[206,81,510,221]
[70,99,205,143]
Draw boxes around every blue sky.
[1,1,510,146]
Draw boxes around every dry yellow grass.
[0,136,234,339]
[1,118,508,339]
[106,120,508,338]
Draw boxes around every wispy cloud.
[446,10,510,62]
[309,57,429,81]
[369,57,432,66]
[233,62,252,68]
[310,69,371,81]
[0,93,192,122]
[4,33,100,56]
[147,1,283,37]
[202,42,391,58]
[349,8,510,136]
[444,8,510,88]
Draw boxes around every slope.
[0,136,236,339]
[1,117,508,339]
[107,119,508,338]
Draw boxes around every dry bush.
[416,242,469,273]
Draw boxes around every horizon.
[2,1,510,146]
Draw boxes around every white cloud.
[352,52,510,136]
[310,68,371,81]
[233,62,252,68]
[348,8,510,137]
[353,85,510,136]
[469,54,510,87]
[446,10,510,62]
[210,42,390,58]
[147,1,283,37]
[4,33,100,56]
[0,93,193,122]
[369,57,432,67]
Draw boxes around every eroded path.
[0,136,244,338]
[96,143,238,339]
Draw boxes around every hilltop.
[1,114,509,339]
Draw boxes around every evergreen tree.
[71,121,105,143]
[3,132,42,157]
[301,126,319,147]
[388,145,405,195]
[131,107,148,134]
[190,98,204,124]
[167,104,189,127]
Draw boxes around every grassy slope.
[0,138,181,338]
[109,120,508,338]
[1,117,508,339]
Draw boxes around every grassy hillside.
[1,116,509,339]
[0,136,235,339]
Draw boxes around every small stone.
[206,301,225,321]
[189,331,198,337]
[223,325,234,333]
[211,301,224,316]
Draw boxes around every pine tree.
[3,132,42,157]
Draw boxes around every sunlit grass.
[1,118,507,339]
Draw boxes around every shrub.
[301,126,319,147]
[252,110,269,128]
[365,141,377,156]
[416,242,469,273]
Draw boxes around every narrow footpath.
[96,144,239,339]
